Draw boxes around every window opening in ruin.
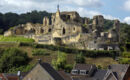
[73,27,76,31]
[48,28,51,32]
[63,28,65,35]
[68,15,70,19]
[41,29,44,33]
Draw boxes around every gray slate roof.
[73,64,96,70]
[40,62,65,80]
[93,69,108,80]
[108,64,130,80]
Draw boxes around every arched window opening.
[63,28,66,35]
[48,28,52,32]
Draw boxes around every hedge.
[32,49,50,56]
[19,42,120,58]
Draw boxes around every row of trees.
[0,11,51,34]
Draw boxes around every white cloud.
[123,17,130,24]
[123,0,130,11]
[0,0,121,22]
[66,0,103,7]
[0,0,103,13]
[103,15,119,20]
[77,7,101,18]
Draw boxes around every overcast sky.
[0,0,130,24]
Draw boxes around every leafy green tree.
[0,48,29,72]
[52,52,67,70]
[75,53,85,63]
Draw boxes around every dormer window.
[71,70,79,75]
[80,70,87,75]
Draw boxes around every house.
[93,69,117,80]
[23,61,64,80]
[108,64,130,80]
[71,64,130,80]
[0,73,19,80]
[58,71,72,80]
[71,64,97,77]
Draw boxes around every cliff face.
[4,10,120,50]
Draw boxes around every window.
[71,70,78,74]
[80,70,87,75]
[48,28,51,32]
[73,27,75,31]
[63,28,65,35]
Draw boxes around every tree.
[0,48,29,72]
[52,52,67,70]
[75,53,85,63]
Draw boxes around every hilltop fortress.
[4,6,120,50]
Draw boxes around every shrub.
[52,52,67,70]
[75,53,85,63]
[122,52,130,58]
[64,64,73,73]
[119,58,130,64]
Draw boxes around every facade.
[23,62,64,80]
[0,73,19,80]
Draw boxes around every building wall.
[23,64,54,80]
[124,67,130,80]
[0,74,6,80]
[106,73,117,80]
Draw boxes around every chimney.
[38,59,42,63]
[17,71,21,80]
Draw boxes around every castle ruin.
[4,5,120,50]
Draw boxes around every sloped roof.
[3,73,18,80]
[58,70,72,80]
[109,64,130,80]
[40,62,65,80]
[93,69,108,80]
[73,64,96,70]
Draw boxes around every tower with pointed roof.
[56,4,60,18]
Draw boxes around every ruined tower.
[113,19,120,42]
[56,5,60,18]
[93,15,104,27]
[43,17,50,26]
[92,15,104,35]
[113,19,120,33]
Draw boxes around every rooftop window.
[71,70,79,75]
